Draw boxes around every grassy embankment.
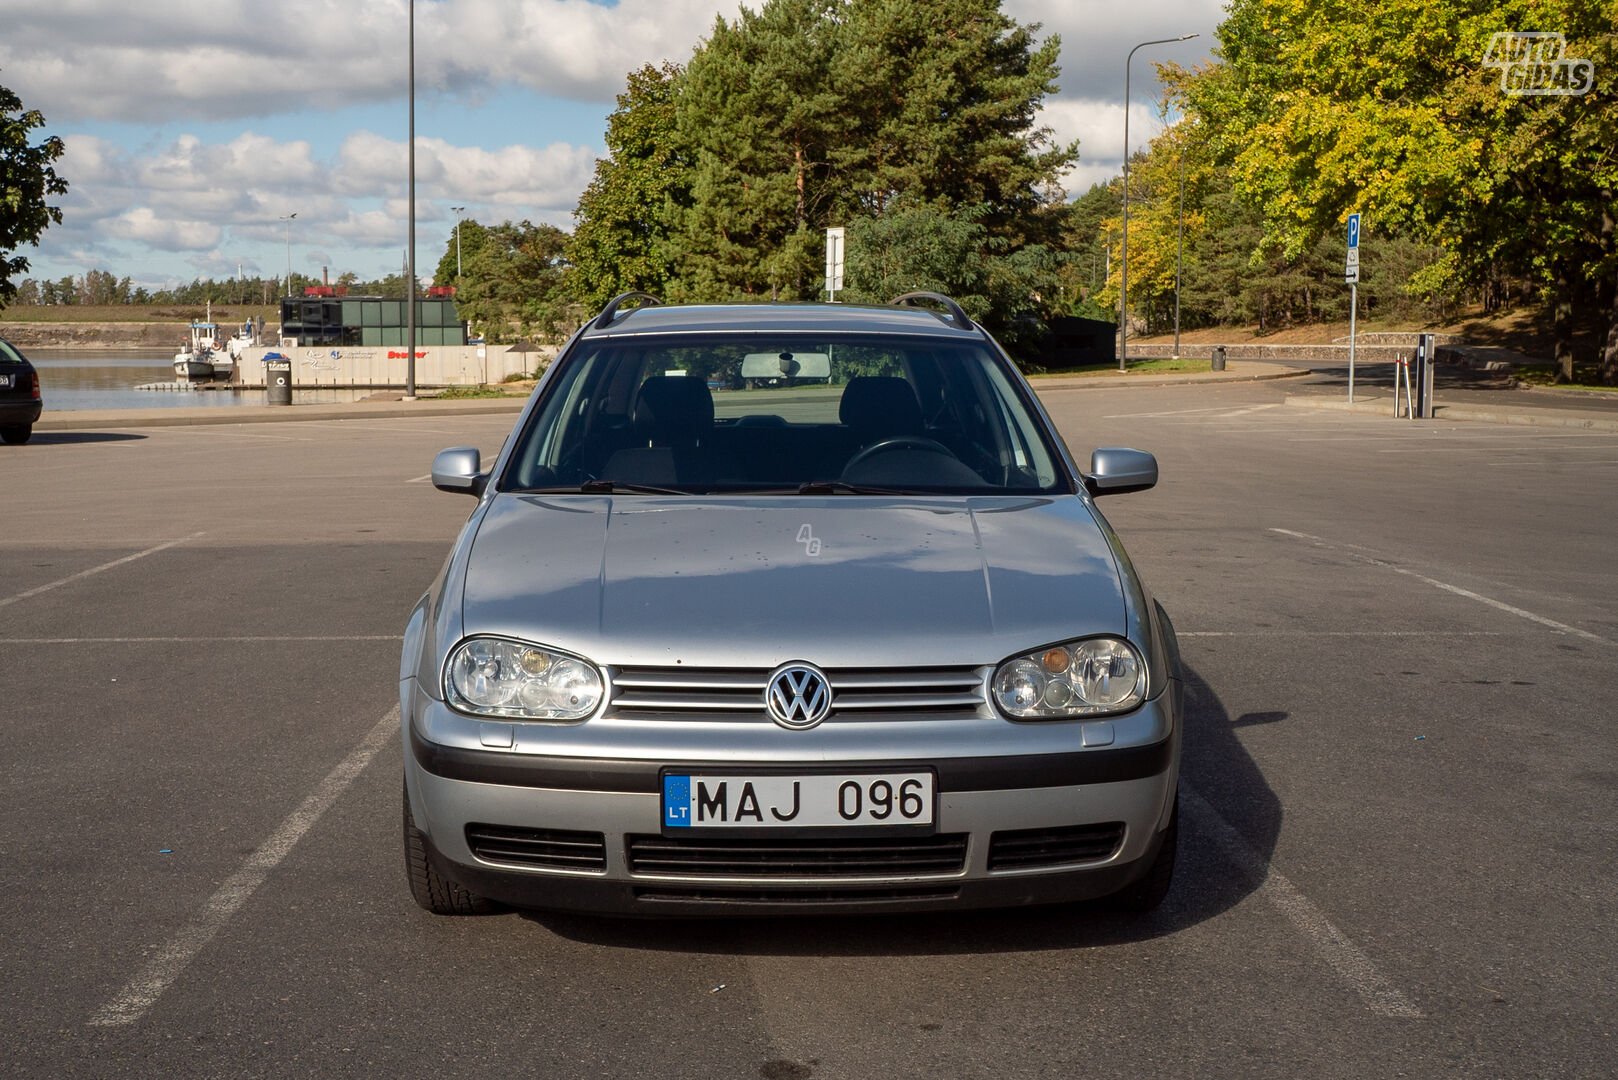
[0,304,278,324]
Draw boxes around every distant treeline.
[11,268,415,308]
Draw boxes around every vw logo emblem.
[765,663,832,730]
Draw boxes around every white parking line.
[1180,631,1500,638]
[1485,458,1618,467]
[1377,442,1618,454]
[1269,529,1614,647]
[88,706,398,1028]
[0,636,402,644]
[407,474,433,483]
[1182,787,1423,1019]
[1101,406,1235,419]
[0,533,206,610]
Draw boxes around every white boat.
[174,322,221,379]
[173,321,247,380]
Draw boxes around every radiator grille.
[609,666,985,719]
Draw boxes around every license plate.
[662,772,934,829]
[0,373,11,388]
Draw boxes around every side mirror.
[431,447,487,496]
[1085,448,1157,497]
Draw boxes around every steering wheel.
[843,435,957,474]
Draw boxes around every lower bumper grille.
[634,885,961,906]
[626,833,968,878]
[987,822,1125,871]
[466,824,607,872]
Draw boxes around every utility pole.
[1174,148,1185,358]
[280,212,297,298]
[452,206,466,279]
[1119,33,1198,371]
[405,0,417,400]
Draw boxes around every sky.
[0,0,1220,292]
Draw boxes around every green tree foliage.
[572,0,1079,343]
[1173,0,1617,379]
[672,0,843,301]
[568,63,687,310]
[0,74,68,309]
[449,220,573,343]
[433,217,492,290]
[841,203,1057,349]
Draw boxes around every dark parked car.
[0,338,43,445]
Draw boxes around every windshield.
[502,334,1069,495]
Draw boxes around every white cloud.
[0,0,738,122]
[103,208,223,251]
[35,127,593,282]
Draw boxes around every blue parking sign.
[1347,213,1361,250]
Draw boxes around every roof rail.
[890,291,972,330]
[593,291,663,331]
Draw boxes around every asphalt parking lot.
[2,381,1614,1078]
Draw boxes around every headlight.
[444,638,603,720]
[992,637,1146,719]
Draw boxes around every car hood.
[459,494,1125,668]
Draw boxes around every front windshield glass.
[503,335,1068,495]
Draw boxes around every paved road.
[1,387,1613,1078]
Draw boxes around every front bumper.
[403,682,1180,916]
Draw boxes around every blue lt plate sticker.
[663,775,693,828]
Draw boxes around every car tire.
[1107,790,1178,914]
[403,778,498,916]
[0,425,31,445]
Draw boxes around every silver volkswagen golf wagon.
[401,292,1182,917]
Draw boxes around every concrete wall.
[235,343,547,387]
[1123,342,1455,364]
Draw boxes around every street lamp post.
[404,0,417,400]
[1174,147,1185,358]
[1119,33,1198,371]
[451,206,466,279]
[280,212,297,298]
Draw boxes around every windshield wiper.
[522,480,693,496]
[795,481,909,496]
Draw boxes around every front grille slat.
[627,833,968,879]
[610,665,986,719]
[987,822,1126,871]
[466,824,607,872]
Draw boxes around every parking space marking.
[1101,406,1236,419]
[1269,528,1614,647]
[407,474,433,483]
[1377,441,1618,454]
[1485,458,1618,467]
[0,533,206,610]
[1183,787,1424,1019]
[155,428,311,442]
[88,705,398,1028]
[1180,630,1500,637]
[0,635,402,644]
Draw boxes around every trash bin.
[1211,346,1227,372]
[265,357,292,406]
